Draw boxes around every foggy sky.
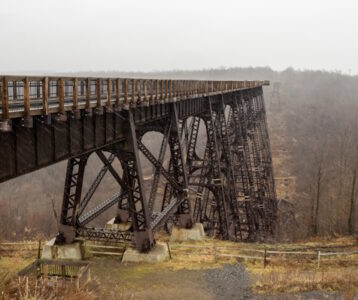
[0,0,357,74]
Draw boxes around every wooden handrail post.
[73,78,78,111]
[131,79,135,105]
[115,79,120,110]
[164,80,168,101]
[155,80,159,101]
[24,77,30,119]
[137,79,141,103]
[169,80,172,100]
[144,79,148,104]
[160,80,164,102]
[96,78,103,114]
[123,79,128,109]
[85,78,91,115]
[58,78,64,114]
[107,79,112,111]
[42,77,49,116]
[150,80,153,102]
[1,77,9,121]
[72,78,80,119]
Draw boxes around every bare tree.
[348,165,356,234]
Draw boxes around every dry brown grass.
[2,275,99,300]
[2,236,358,298]
[254,268,358,295]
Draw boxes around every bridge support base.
[122,242,170,263]
[105,217,131,231]
[170,223,206,242]
[42,238,84,260]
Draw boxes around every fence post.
[167,242,172,260]
[213,241,217,263]
[37,240,42,259]
[317,251,321,269]
[264,247,267,268]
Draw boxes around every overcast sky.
[0,0,357,74]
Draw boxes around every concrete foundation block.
[41,238,83,260]
[122,242,169,263]
[105,218,131,231]
[170,223,206,242]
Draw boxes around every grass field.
[1,235,357,299]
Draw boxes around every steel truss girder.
[78,191,127,226]
[78,153,116,216]
[57,88,277,248]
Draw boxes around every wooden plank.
[169,80,172,99]
[1,77,9,120]
[123,79,128,107]
[58,78,64,114]
[115,79,120,108]
[150,80,153,101]
[86,78,90,111]
[89,250,123,256]
[164,80,168,101]
[107,79,111,109]
[137,79,141,102]
[160,80,164,100]
[24,77,30,118]
[88,244,125,250]
[42,77,49,115]
[73,78,78,111]
[96,78,101,109]
[155,80,158,101]
[131,79,135,105]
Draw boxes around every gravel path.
[204,264,252,299]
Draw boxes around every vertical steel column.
[58,155,88,243]
[202,97,230,239]
[168,103,193,227]
[119,110,154,251]
[217,95,243,240]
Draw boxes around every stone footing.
[122,242,169,263]
[41,238,84,260]
[170,223,206,242]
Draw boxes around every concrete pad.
[41,238,83,260]
[122,242,170,263]
[105,218,131,231]
[170,223,206,242]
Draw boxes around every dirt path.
[204,264,252,299]
[90,258,252,299]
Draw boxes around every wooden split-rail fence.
[1,240,358,270]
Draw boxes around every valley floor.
[1,236,358,299]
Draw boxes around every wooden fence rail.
[169,242,358,269]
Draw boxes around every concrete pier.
[122,242,170,263]
[41,238,84,260]
[170,223,206,242]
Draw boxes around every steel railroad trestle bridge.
[0,76,276,251]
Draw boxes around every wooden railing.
[0,76,269,121]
